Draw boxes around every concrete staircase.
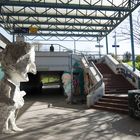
[92,63,135,114]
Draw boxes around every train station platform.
[0,93,140,140]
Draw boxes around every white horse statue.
[0,42,36,133]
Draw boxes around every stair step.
[105,82,133,85]
[103,95,128,100]
[105,81,133,85]
[105,90,128,93]
[92,105,129,114]
[103,74,123,77]
[105,89,129,93]
[99,98,128,104]
[105,88,129,91]
[93,63,135,115]
[105,91,128,94]
[105,84,133,87]
[96,101,128,109]
[105,86,133,89]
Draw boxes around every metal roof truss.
[0,0,140,41]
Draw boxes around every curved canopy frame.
[0,0,140,41]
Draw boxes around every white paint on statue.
[62,73,72,103]
[0,42,36,133]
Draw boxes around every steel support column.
[105,35,108,54]
[12,24,15,42]
[129,12,135,71]
[74,40,76,53]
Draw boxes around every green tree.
[136,55,140,62]
[123,51,131,62]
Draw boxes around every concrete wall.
[35,52,79,72]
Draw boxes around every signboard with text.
[14,27,29,33]
[112,45,119,47]
[95,45,103,48]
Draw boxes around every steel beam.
[0,1,130,12]
[18,33,105,37]
[0,20,114,27]
[1,12,123,21]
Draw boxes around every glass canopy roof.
[0,0,140,41]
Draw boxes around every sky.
[1,6,140,56]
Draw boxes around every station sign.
[95,45,103,48]
[112,45,119,47]
[14,26,38,34]
[14,27,29,33]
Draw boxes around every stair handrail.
[88,61,103,92]
[0,33,11,45]
[82,55,103,92]
[104,55,140,89]
[104,55,119,74]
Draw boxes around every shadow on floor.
[112,116,140,136]
[1,88,140,140]
[18,88,87,119]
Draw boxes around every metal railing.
[32,42,105,59]
[32,43,73,52]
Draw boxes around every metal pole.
[74,40,76,53]
[114,31,117,58]
[13,24,15,42]
[70,53,73,102]
[99,40,101,58]
[105,35,109,54]
[129,12,136,71]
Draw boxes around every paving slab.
[0,94,140,140]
